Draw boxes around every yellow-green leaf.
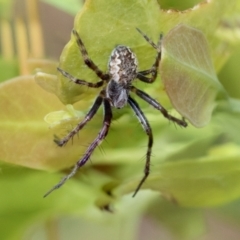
[160,24,227,127]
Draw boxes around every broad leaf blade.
[160,24,227,127]
[0,76,99,170]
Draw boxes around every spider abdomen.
[108,45,138,84]
[106,45,138,109]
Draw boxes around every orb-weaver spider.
[44,28,187,198]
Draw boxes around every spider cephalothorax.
[44,28,187,198]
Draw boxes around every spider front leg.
[136,28,163,83]
[54,91,105,147]
[44,98,112,197]
[72,29,109,81]
[128,96,153,197]
[58,67,104,88]
[131,86,187,127]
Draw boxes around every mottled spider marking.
[108,45,138,84]
[106,46,138,108]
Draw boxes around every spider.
[44,28,187,198]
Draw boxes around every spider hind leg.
[128,96,153,197]
[44,98,112,197]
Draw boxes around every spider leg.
[136,28,158,49]
[136,29,163,83]
[54,91,105,147]
[58,67,104,88]
[128,96,153,197]
[72,29,109,81]
[137,39,161,78]
[44,98,112,197]
[131,86,187,127]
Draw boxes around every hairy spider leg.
[54,91,104,147]
[58,67,104,88]
[136,28,158,49]
[44,98,112,197]
[72,29,110,81]
[131,86,188,127]
[128,97,153,197]
[136,29,163,83]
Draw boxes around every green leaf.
[158,0,203,11]
[115,142,240,207]
[0,76,100,171]
[160,24,227,127]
